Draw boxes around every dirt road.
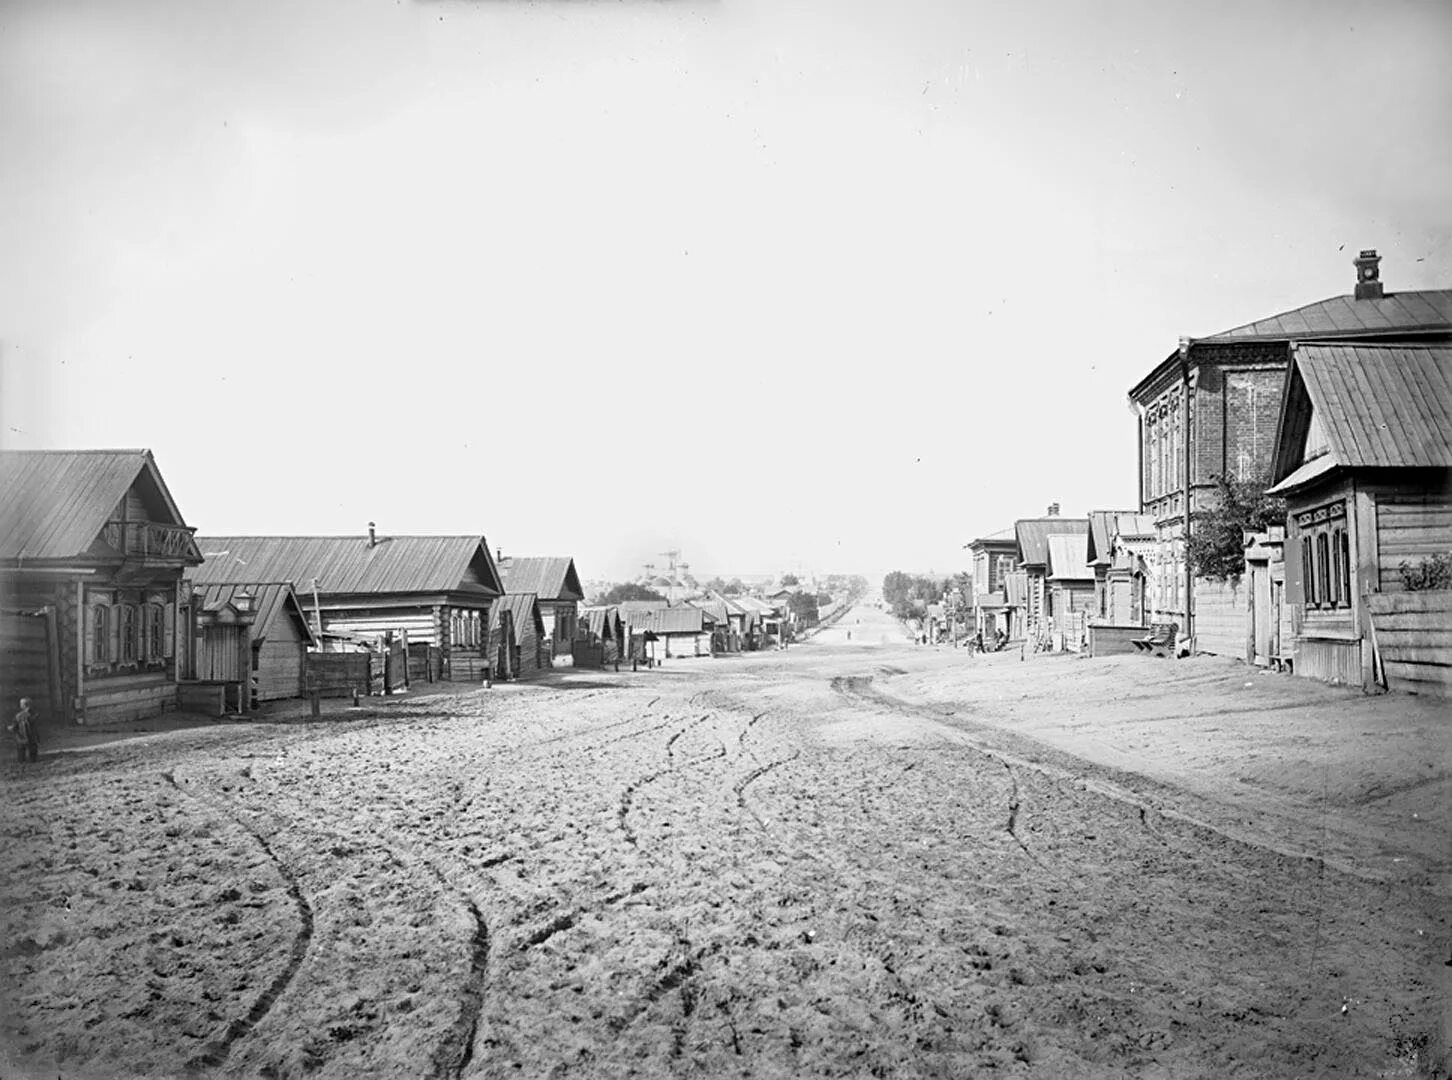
[2,603,1446,1079]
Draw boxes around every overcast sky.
[2,0,1449,583]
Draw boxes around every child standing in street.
[10,698,38,763]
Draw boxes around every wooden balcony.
[102,520,199,562]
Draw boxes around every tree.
[722,578,746,596]
[593,582,665,605]
[787,591,819,626]
[780,573,800,587]
[1186,474,1287,581]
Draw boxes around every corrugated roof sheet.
[499,557,584,601]
[1290,342,1452,470]
[189,581,317,647]
[1207,290,1452,342]
[686,599,729,624]
[617,599,670,620]
[0,449,199,562]
[193,535,502,597]
[1015,517,1087,567]
[1047,534,1093,581]
[497,593,545,636]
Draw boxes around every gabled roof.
[686,598,731,624]
[732,595,777,615]
[189,581,318,648]
[1014,517,1087,568]
[499,557,584,602]
[1269,342,1452,492]
[1086,510,1152,565]
[193,535,503,597]
[1205,290,1452,343]
[498,593,546,636]
[1047,534,1093,582]
[580,605,622,639]
[617,599,671,619]
[0,449,200,563]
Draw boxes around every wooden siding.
[83,677,177,724]
[1294,636,1364,688]
[1377,496,1452,592]
[324,610,438,643]
[1088,624,1147,657]
[256,611,305,701]
[304,653,371,698]
[1367,592,1452,697]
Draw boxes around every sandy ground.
[1,601,1447,1079]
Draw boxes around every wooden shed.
[486,603,517,681]
[580,605,626,663]
[0,450,202,726]
[497,556,585,660]
[498,593,549,677]
[1268,341,1452,695]
[187,582,318,703]
[193,532,503,682]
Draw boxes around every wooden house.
[687,598,738,652]
[1046,533,1095,651]
[192,531,503,682]
[580,605,626,664]
[486,603,517,680]
[1128,250,1451,649]
[1267,341,1452,694]
[634,606,714,661]
[965,526,1021,642]
[498,593,549,677]
[0,450,203,726]
[186,582,317,706]
[497,556,584,660]
[1014,509,1087,644]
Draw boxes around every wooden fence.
[303,653,370,698]
[1367,591,1452,697]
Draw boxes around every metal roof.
[193,535,503,598]
[580,605,622,639]
[496,593,545,636]
[1270,343,1452,486]
[1047,534,1093,581]
[189,581,317,647]
[1206,290,1452,343]
[1086,510,1155,565]
[498,557,584,602]
[0,449,199,563]
[642,607,707,634]
[686,598,730,624]
[1014,517,1087,567]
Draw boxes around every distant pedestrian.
[9,698,38,763]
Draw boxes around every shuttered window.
[1296,500,1350,610]
[119,605,139,664]
[88,605,110,665]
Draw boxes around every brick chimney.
[1047,502,1060,517]
[368,521,377,547]
[1354,249,1383,300]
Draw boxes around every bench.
[1132,622,1178,658]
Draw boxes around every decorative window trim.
[1297,500,1350,611]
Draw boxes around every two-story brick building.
[1128,250,1452,651]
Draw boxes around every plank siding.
[1367,592,1452,697]
[1376,498,1452,592]
[256,610,305,701]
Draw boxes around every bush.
[1399,553,1452,591]
[1186,474,1285,581]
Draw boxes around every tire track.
[161,769,315,1071]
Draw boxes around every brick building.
[1127,250,1452,648]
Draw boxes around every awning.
[1268,453,1339,496]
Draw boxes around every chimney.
[1354,249,1383,300]
[496,547,503,563]
[1047,502,1060,517]
[367,522,377,547]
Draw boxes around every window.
[118,604,139,664]
[144,603,166,661]
[89,605,110,665]
[1297,501,1350,610]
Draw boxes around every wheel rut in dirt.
[161,769,316,1071]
